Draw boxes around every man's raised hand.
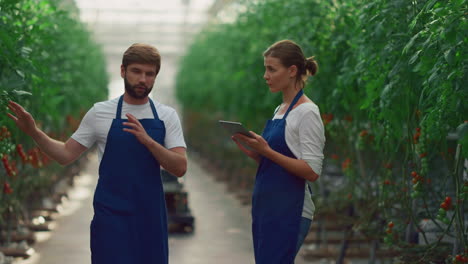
[123,113,152,146]
[7,101,38,136]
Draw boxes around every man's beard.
[124,77,153,99]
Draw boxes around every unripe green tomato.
[438,208,447,216]
[462,185,468,193]
[357,142,364,150]
[421,167,428,175]
[384,236,391,245]
[420,144,426,153]
[442,217,450,225]
[422,163,428,171]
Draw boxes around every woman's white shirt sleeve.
[294,105,325,176]
[274,103,325,176]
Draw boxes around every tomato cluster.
[1,126,16,196]
[16,144,28,163]
[436,196,452,225]
[454,254,468,263]
[414,127,429,175]
[356,129,375,150]
[386,221,394,233]
[3,182,13,194]
[341,158,351,173]
[0,126,14,156]
[413,127,421,144]
[1,154,17,178]
[28,148,44,168]
[411,171,424,198]
[357,130,368,150]
[321,113,334,126]
[383,221,396,245]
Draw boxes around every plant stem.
[453,143,466,252]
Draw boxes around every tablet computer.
[218,120,255,138]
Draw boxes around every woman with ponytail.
[232,40,325,263]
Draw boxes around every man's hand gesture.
[123,113,153,146]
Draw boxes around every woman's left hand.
[233,131,271,156]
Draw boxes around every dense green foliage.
[177,0,467,260]
[0,0,108,224]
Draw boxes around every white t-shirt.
[273,102,325,220]
[71,97,187,162]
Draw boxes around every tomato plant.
[0,0,108,237]
[176,0,467,260]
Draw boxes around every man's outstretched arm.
[7,101,88,165]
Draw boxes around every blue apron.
[90,95,168,264]
[252,90,305,264]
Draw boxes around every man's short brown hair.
[122,43,161,74]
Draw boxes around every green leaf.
[11,90,32,96]
[403,32,420,55]
[409,50,422,64]
[446,71,457,80]
[457,123,468,142]
[443,48,455,65]
[461,132,468,159]
[15,70,24,79]
[424,0,439,11]
[21,46,32,57]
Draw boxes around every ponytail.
[305,56,318,76]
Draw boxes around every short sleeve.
[163,110,187,149]
[298,109,325,176]
[71,106,97,148]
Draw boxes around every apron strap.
[115,95,160,120]
[283,89,304,119]
[116,95,124,119]
[149,98,160,120]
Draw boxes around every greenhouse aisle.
[2,0,464,262]
[13,1,316,263]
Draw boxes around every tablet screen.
[218,120,254,138]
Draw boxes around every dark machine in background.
[161,169,195,233]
